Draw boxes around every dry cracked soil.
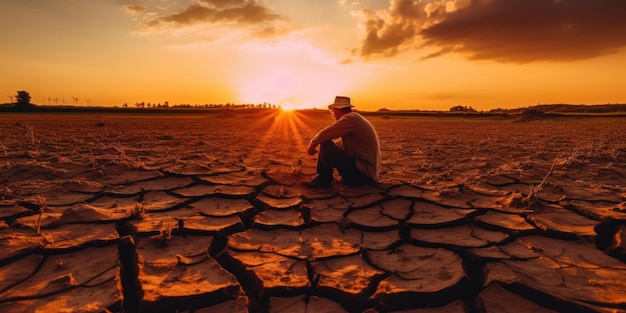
[1,111,625,312]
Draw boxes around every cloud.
[123,0,145,14]
[357,0,626,62]
[149,0,283,28]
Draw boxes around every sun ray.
[247,108,320,173]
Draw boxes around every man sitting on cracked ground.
[303,96,381,188]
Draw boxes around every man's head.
[328,96,353,120]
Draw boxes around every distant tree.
[16,91,32,107]
[450,105,476,112]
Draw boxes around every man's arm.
[307,116,354,154]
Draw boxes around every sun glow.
[279,100,298,112]
[228,35,371,110]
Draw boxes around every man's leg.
[314,140,345,182]
[310,140,372,187]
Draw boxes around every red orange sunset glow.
[1,0,626,111]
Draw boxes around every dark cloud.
[358,0,626,63]
[161,4,215,24]
[357,0,425,57]
[152,0,282,28]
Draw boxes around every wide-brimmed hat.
[328,96,354,109]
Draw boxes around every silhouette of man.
[303,96,381,188]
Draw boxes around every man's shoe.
[339,177,374,187]
[302,176,332,188]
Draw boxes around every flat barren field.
[1,111,625,312]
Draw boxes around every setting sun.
[279,100,298,112]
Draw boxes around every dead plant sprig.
[522,156,559,209]
[130,202,146,219]
[24,123,36,145]
[150,225,173,247]
[0,142,7,157]
[36,195,47,235]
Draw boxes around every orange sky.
[1,0,625,111]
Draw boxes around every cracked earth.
[1,111,625,312]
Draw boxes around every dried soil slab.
[228,250,309,293]
[189,197,255,217]
[263,170,308,186]
[490,192,530,213]
[496,183,533,196]
[0,245,120,307]
[384,299,466,312]
[484,236,626,312]
[526,204,598,238]
[345,206,399,231]
[108,176,195,195]
[99,170,161,186]
[0,204,32,220]
[184,215,244,235]
[204,162,246,174]
[380,199,412,220]
[23,192,94,207]
[361,230,400,250]
[58,178,105,193]
[314,254,386,300]
[468,246,514,261]
[131,212,243,235]
[485,174,517,186]
[270,295,348,313]
[137,235,240,311]
[560,182,624,203]
[411,224,509,248]
[228,224,361,259]
[254,209,306,229]
[141,190,188,212]
[308,196,351,223]
[421,187,474,209]
[476,283,557,313]
[387,184,424,199]
[340,185,385,198]
[88,195,140,210]
[257,193,303,209]
[469,193,512,210]
[345,193,387,209]
[567,200,626,221]
[474,211,536,234]
[262,184,303,199]
[199,172,268,187]
[407,202,468,227]
[0,278,121,313]
[194,296,248,313]
[466,183,511,197]
[40,223,119,251]
[0,254,43,293]
[0,229,45,264]
[15,212,63,229]
[162,163,213,176]
[369,245,465,311]
[171,183,255,198]
[53,204,130,224]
